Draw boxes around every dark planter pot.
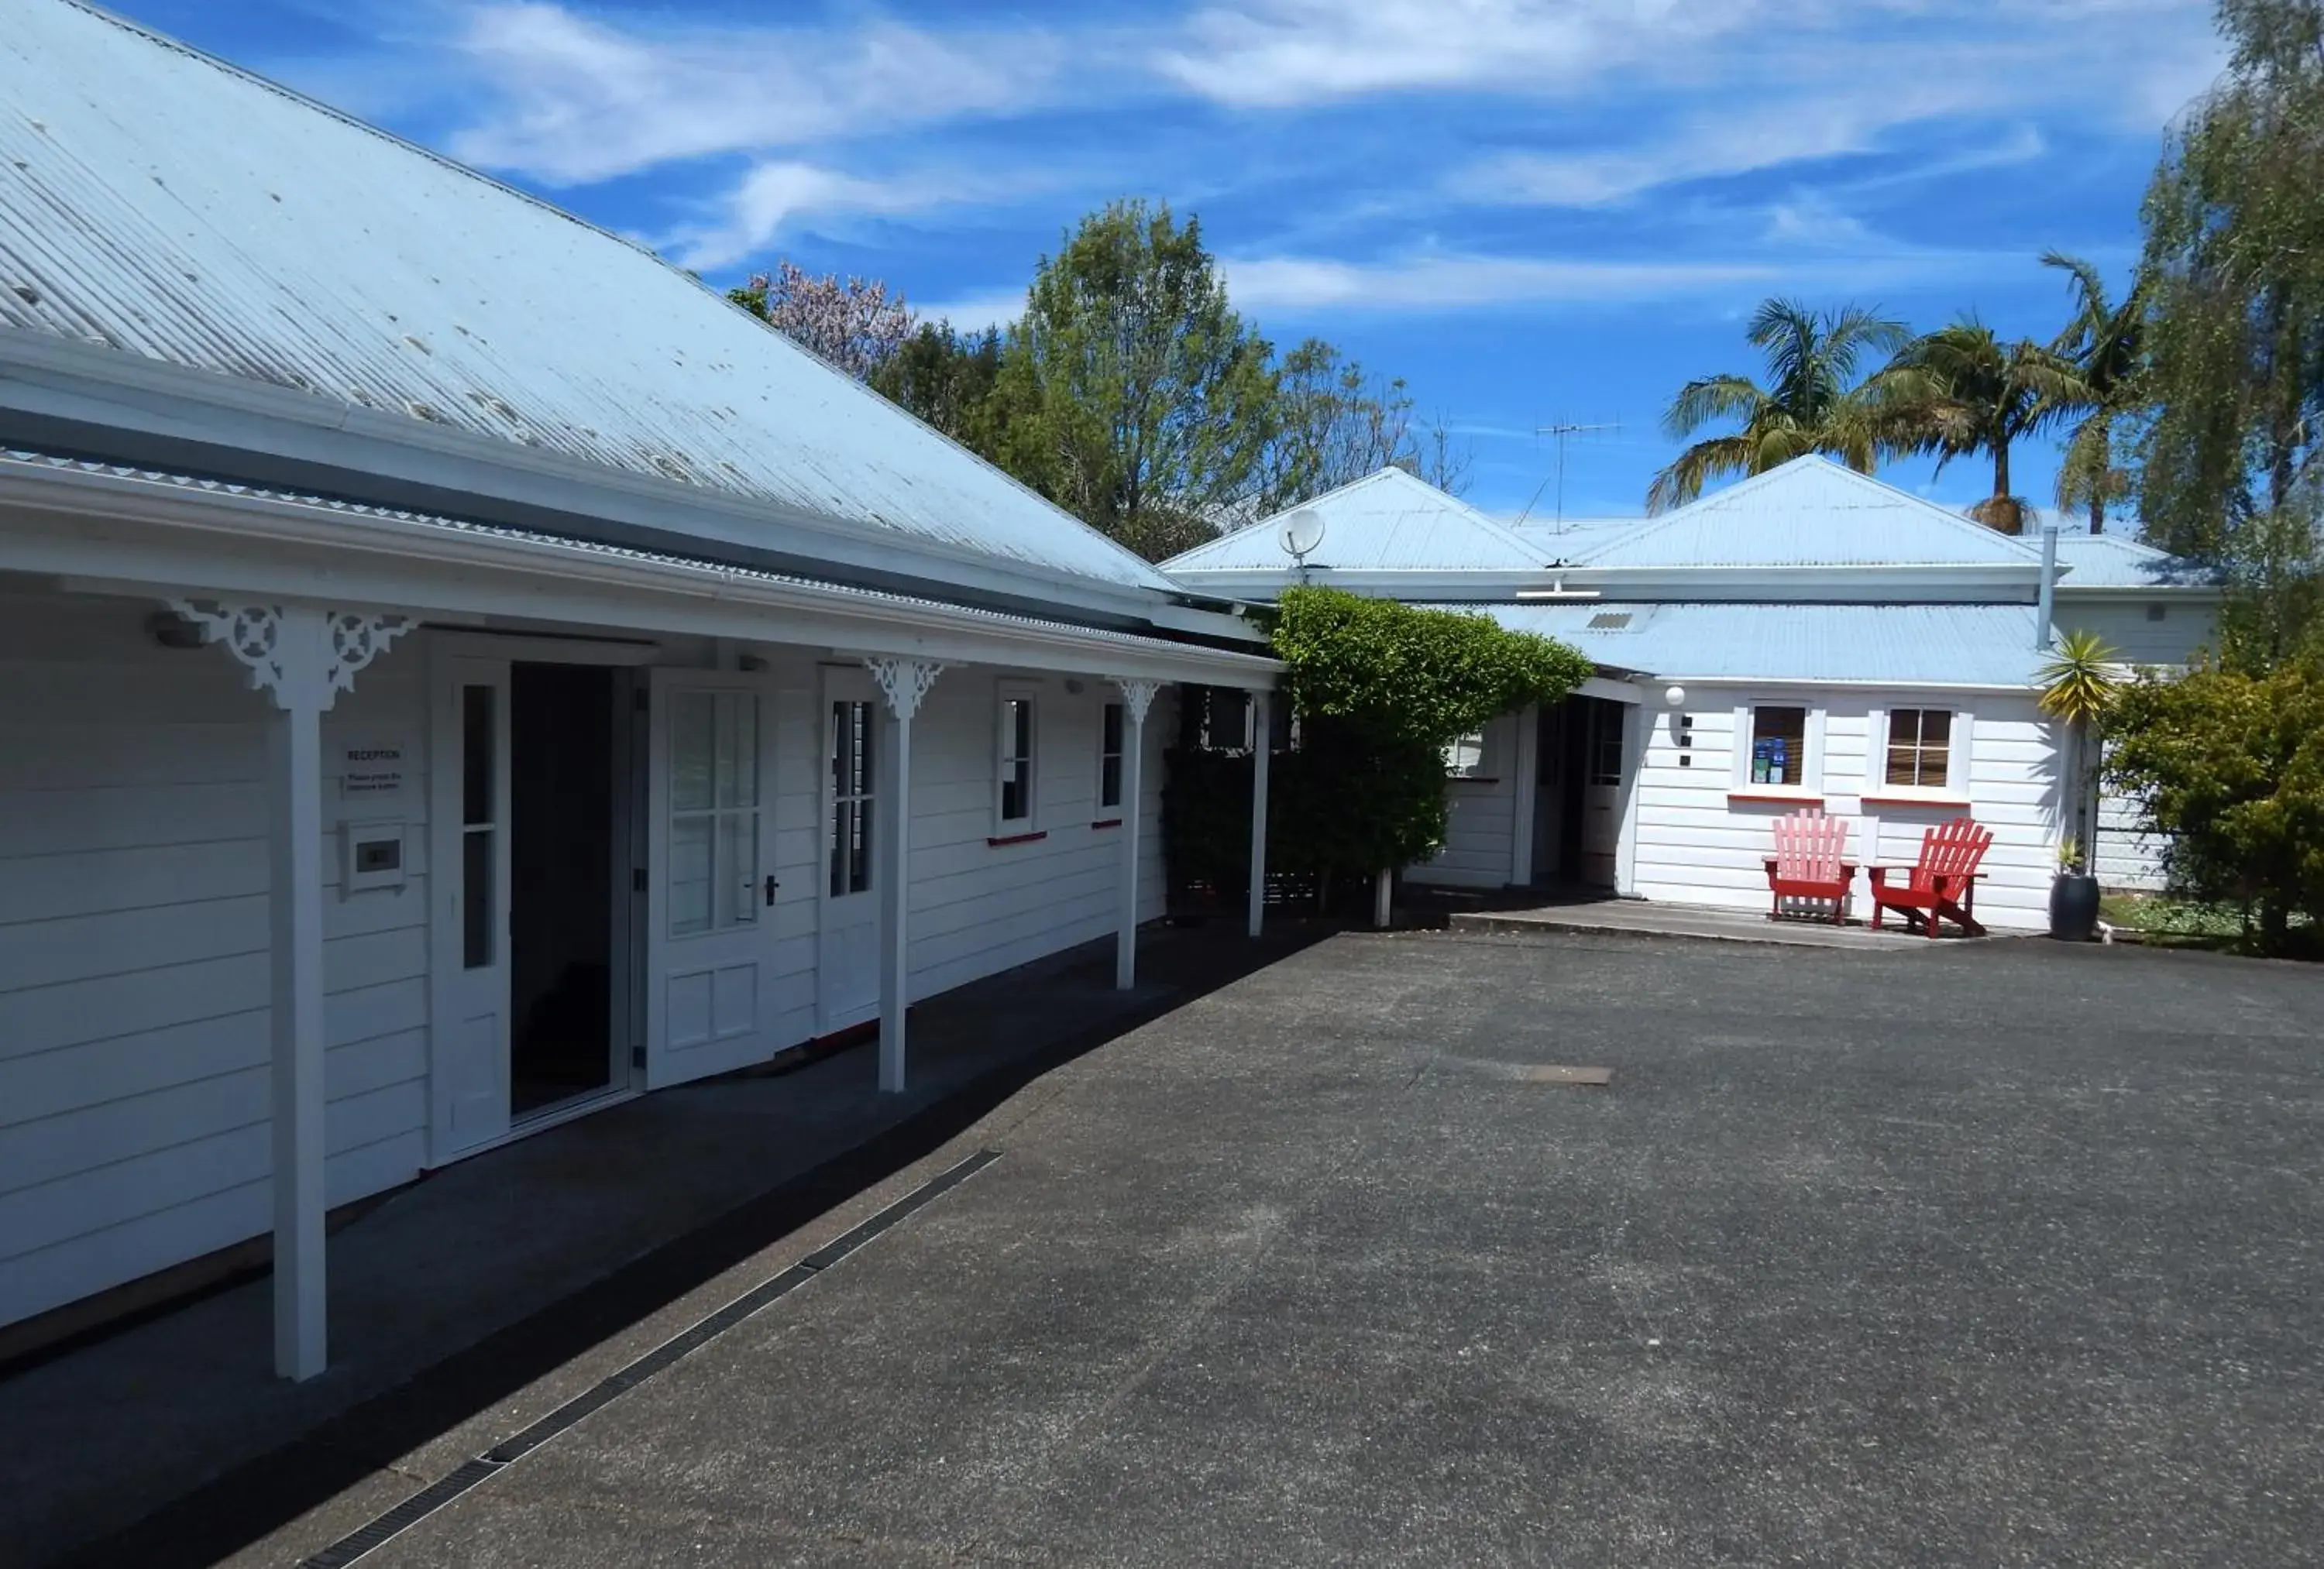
[2049,871,2101,942]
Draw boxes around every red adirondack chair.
[1868,818,1995,939]
[1762,809,1855,925]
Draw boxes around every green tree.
[2137,0,2324,664]
[990,200,1280,560]
[1882,318,2088,534]
[1256,340,1473,517]
[1648,298,1910,513]
[869,321,1008,455]
[2042,252,2150,534]
[2105,646,2324,952]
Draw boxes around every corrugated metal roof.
[0,0,1173,596]
[1465,600,2049,686]
[1574,458,2044,569]
[1506,517,1652,559]
[2053,534,2217,590]
[1162,468,1548,574]
[0,445,1272,667]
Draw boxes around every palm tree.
[2041,252,2147,534]
[1648,298,1911,513]
[1883,318,2090,534]
[2035,628,2123,867]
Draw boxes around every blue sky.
[109,0,2225,522]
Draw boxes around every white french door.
[645,669,780,1087]
[1581,700,1625,887]
[431,656,513,1155]
[817,668,882,1032]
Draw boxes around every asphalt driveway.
[165,933,2324,1564]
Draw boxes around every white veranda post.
[168,599,409,1381]
[1112,679,1160,990]
[1248,688,1271,938]
[864,657,942,1093]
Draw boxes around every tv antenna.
[1277,508,1326,582]
[1529,421,1620,529]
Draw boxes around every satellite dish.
[1277,509,1326,562]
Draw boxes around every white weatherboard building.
[1165,462,2217,925]
[0,2,1277,1378]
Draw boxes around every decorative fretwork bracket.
[863,656,944,721]
[1112,677,1161,725]
[167,599,411,713]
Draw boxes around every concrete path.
[52,931,2321,1568]
[1449,895,1990,948]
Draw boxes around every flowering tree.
[727,260,915,382]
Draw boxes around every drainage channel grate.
[300,1148,1002,1568]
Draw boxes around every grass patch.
[2101,893,2321,957]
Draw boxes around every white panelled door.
[432,655,513,1156]
[1581,699,1625,887]
[645,669,781,1088]
[817,666,882,1032]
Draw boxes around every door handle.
[763,874,779,906]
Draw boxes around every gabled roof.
[1506,517,1653,560]
[2053,533,2219,592]
[0,0,1175,603]
[1466,601,2051,688]
[1573,457,2044,570]
[1163,468,1548,575]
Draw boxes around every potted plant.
[2050,836,2101,941]
[2035,629,2121,942]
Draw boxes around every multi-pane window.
[1098,702,1126,810]
[1443,729,1488,778]
[829,699,874,897]
[460,683,496,970]
[1885,708,1954,788]
[1748,706,1809,787]
[1588,706,1625,787]
[670,689,759,936]
[998,692,1036,826]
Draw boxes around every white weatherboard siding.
[1411,712,1520,889]
[1627,691,2063,931]
[2054,600,2212,671]
[0,589,430,1328]
[897,670,1169,1002]
[0,593,1177,1330]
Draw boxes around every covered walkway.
[5,923,1320,1569]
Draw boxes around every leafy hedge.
[1273,585,1595,747]
[1164,588,1593,893]
[2105,647,2324,953]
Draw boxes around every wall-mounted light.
[1064,678,1086,695]
[1663,684,1686,709]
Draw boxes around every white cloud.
[1154,0,1745,108]
[664,163,987,272]
[1220,224,2033,314]
[449,2,1069,184]
[1220,252,1780,311]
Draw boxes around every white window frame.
[1097,699,1126,813]
[1444,723,1493,780]
[1868,703,1975,801]
[995,680,1041,833]
[1732,700,1822,795]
